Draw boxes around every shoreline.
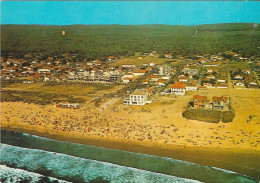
[2,126,260,180]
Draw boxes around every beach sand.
[1,88,260,179]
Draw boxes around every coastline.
[1,88,260,180]
[2,125,260,180]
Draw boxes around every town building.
[171,82,186,95]
[124,89,148,105]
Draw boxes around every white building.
[171,83,186,95]
[158,66,172,76]
[235,81,245,86]
[149,63,156,67]
[122,64,136,68]
[38,69,50,73]
[124,89,148,105]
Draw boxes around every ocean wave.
[1,130,258,183]
[1,144,202,183]
[0,165,70,183]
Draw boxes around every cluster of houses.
[201,68,229,89]
[0,55,120,84]
[192,94,230,110]
[230,69,259,89]
[121,63,154,84]
[140,65,173,87]
[177,65,199,91]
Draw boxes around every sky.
[1,1,260,25]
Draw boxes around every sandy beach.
[1,87,260,179]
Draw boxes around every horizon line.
[1,22,260,26]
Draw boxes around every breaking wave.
[1,130,258,183]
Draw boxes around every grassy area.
[1,90,86,105]
[160,100,175,105]
[113,56,172,67]
[182,109,235,123]
[219,61,251,70]
[222,111,235,123]
[1,82,117,105]
[2,82,115,96]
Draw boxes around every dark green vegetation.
[1,23,260,60]
[182,109,235,123]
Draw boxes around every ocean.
[1,130,258,183]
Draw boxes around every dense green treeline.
[1,23,260,59]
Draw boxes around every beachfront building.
[54,103,80,109]
[211,96,229,110]
[192,95,230,110]
[193,95,208,109]
[124,89,148,105]
[171,83,186,95]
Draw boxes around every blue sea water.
[1,130,258,183]
[1,144,202,183]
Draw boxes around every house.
[186,83,197,91]
[132,70,147,76]
[122,64,136,68]
[122,73,134,79]
[165,53,173,59]
[211,96,229,110]
[123,78,130,84]
[206,75,216,79]
[235,81,245,86]
[124,89,148,105]
[23,78,34,84]
[193,95,208,109]
[38,69,50,74]
[142,79,149,85]
[182,68,199,76]
[149,75,160,82]
[234,75,243,80]
[178,75,188,82]
[203,83,214,88]
[107,56,115,61]
[215,83,228,89]
[248,80,258,86]
[157,79,166,87]
[216,77,227,83]
[149,63,156,67]
[171,82,186,95]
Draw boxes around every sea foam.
[1,144,203,183]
